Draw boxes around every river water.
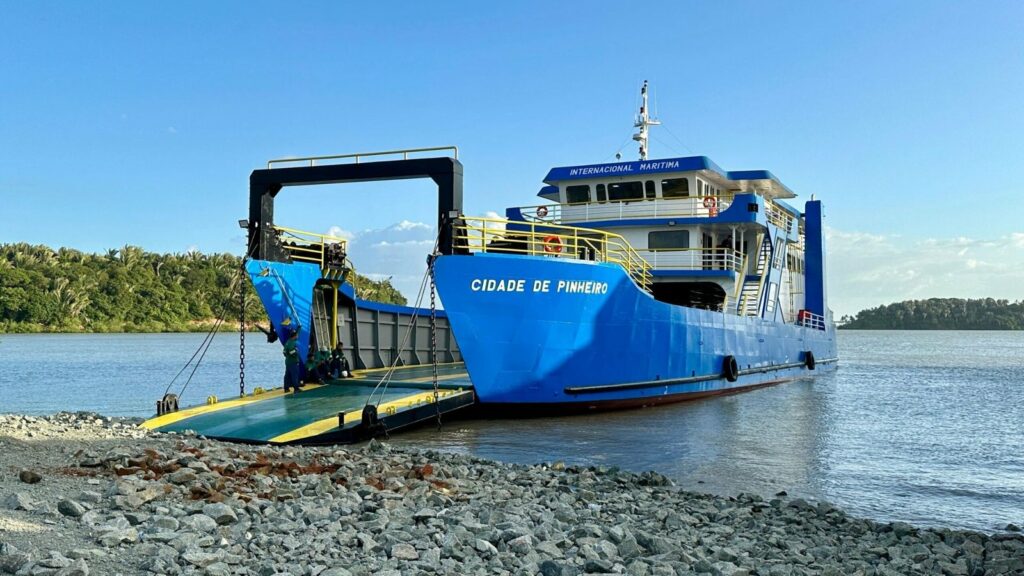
[0,331,1021,532]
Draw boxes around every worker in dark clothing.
[282,331,301,393]
[304,349,323,385]
[330,342,352,378]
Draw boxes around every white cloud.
[827,228,1024,317]
[393,220,430,231]
[342,220,438,305]
[372,239,435,248]
[326,226,354,241]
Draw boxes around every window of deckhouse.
[648,230,691,249]
[596,184,607,203]
[645,180,656,199]
[566,185,590,204]
[607,181,645,201]
[661,177,689,198]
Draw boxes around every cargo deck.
[142,364,473,445]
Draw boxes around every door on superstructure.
[702,232,713,270]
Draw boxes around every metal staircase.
[737,233,773,317]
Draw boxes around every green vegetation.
[840,298,1024,330]
[0,243,407,333]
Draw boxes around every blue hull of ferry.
[433,253,836,407]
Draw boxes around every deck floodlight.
[238,219,249,229]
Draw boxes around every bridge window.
[566,185,590,204]
[661,178,689,198]
[608,181,644,201]
[648,230,690,249]
[596,184,607,203]
[645,180,656,199]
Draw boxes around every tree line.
[0,243,407,333]
[840,298,1024,330]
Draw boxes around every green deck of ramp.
[144,363,473,444]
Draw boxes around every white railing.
[518,195,734,224]
[637,248,745,273]
[796,310,826,330]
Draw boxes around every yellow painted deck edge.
[351,361,465,378]
[140,384,324,430]
[267,389,473,444]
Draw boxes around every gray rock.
[0,553,32,575]
[389,543,419,560]
[17,470,41,484]
[58,499,86,518]
[319,569,353,576]
[38,552,72,569]
[65,550,103,561]
[180,514,218,533]
[54,559,89,576]
[96,528,139,547]
[201,503,238,525]
[508,534,533,555]
[181,550,223,568]
[77,491,102,505]
[4,492,35,512]
[166,469,198,485]
[539,560,567,576]
[584,558,615,573]
[475,538,498,557]
[617,535,641,559]
[787,498,814,511]
[151,515,180,531]
[203,562,231,576]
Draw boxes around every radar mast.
[632,80,661,160]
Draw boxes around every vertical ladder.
[737,233,773,317]
[310,286,333,353]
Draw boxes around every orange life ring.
[703,196,718,209]
[536,206,549,218]
[542,235,562,253]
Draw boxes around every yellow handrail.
[454,216,652,292]
[272,225,348,268]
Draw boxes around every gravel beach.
[1,412,1021,576]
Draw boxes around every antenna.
[632,80,661,160]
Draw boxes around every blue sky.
[2,1,1022,315]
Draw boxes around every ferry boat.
[223,82,835,425]
[431,81,838,408]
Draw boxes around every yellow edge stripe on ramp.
[393,373,471,385]
[140,384,325,430]
[350,361,465,378]
[267,389,472,444]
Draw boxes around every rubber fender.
[723,355,739,382]
[805,351,816,370]
[361,404,379,427]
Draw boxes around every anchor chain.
[239,262,246,398]
[429,253,442,430]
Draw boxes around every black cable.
[178,316,225,399]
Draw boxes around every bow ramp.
[142,364,474,445]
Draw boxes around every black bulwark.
[247,157,464,260]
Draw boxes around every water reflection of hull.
[434,253,837,408]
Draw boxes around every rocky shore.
[1,413,1022,576]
